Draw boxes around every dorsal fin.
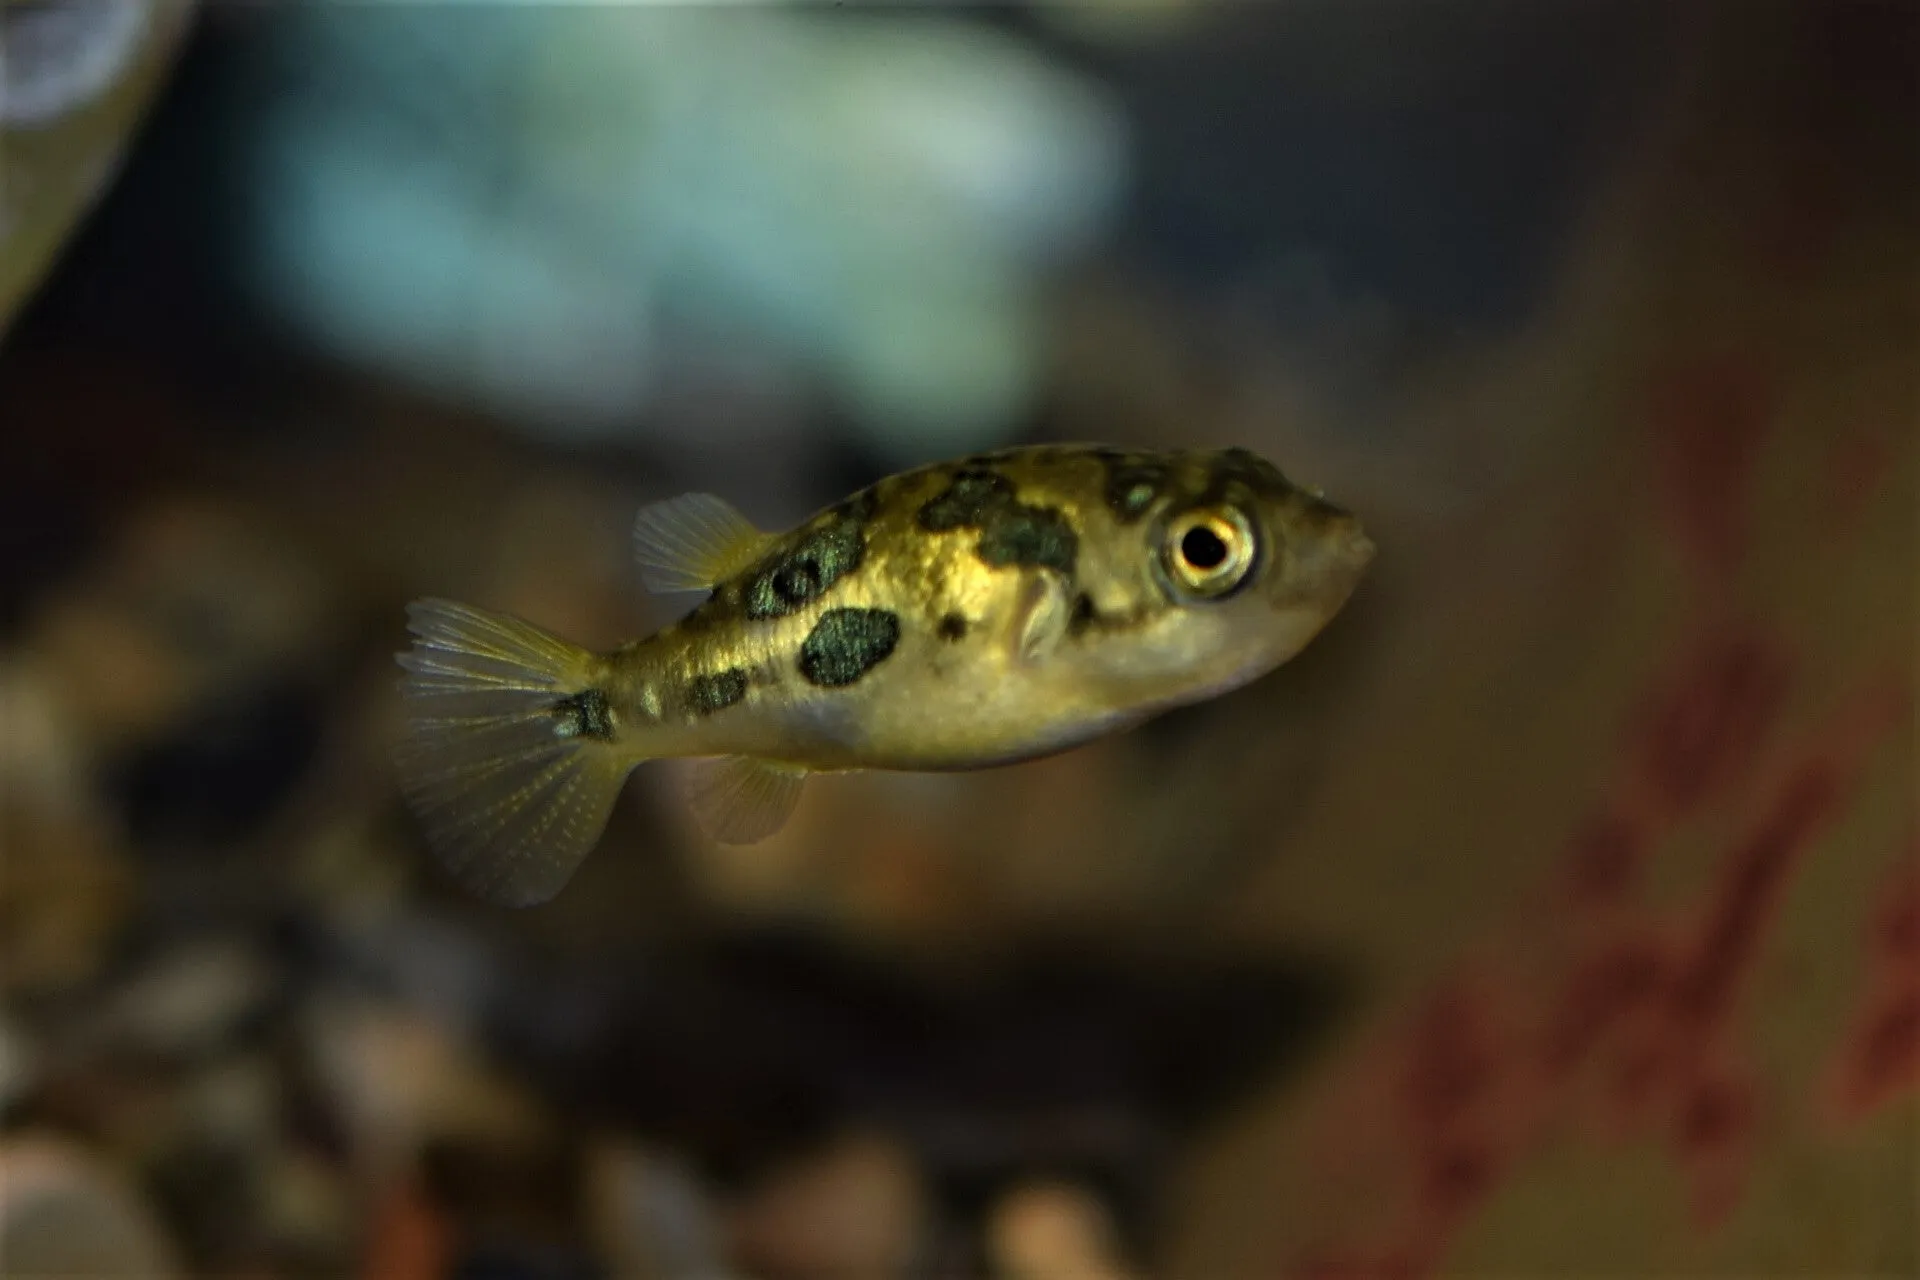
[632,493,775,593]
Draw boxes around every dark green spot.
[836,486,881,523]
[917,469,1079,577]
[1102,455,1170,523]
[918,469,1013,532]
[937,612,968,641]
[976,507,1077,575]
[1068,592,1098,634]
[799,608,900,687]
[1199,448,1289,506]
[551,688,615,740]
[685,668,748,715]
[744,517,866,620]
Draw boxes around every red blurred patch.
[1647,357,1775,579]
[1821,852,1920,1124]
[1676,1069,1751,1152]
[1402,986,1501,1130]
[1296,1250,1419,1280]
[360,1180,451,1280]
[1561,807,1649,908]
[1823,423,1895,534]
[1672,763,1840,1027]
[1878,863,1920,962]
[1541,935,1670,1077]
[1673,1062,1758,1229]
[1279,673,1908,1278]
[1392,980,1538,1267]
[1419,1140,1500,1219]
[1826,985,1920,1124]
[1628,627,1794,821]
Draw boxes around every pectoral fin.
[1008,570,1071,665]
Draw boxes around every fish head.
[1074,446,1374,707]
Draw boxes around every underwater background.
[1,1,1914,1275]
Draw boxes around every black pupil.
[1181,525,1230,571]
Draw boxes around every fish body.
[397,444,1373,905]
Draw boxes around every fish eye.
[1163,507,1258,600]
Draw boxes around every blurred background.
[1,1,1914,1276]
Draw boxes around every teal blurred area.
[233,5,1129,466]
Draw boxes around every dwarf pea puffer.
[396,444,1374,905]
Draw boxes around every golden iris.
[1163,506,1257,600]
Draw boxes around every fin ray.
[632,493,773,593]
[682,756,807,844]
[395,599,638,906]
[1009,571,1070,665]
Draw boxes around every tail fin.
[394,599,637,906]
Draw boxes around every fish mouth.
[1289,514,1374,613]
[1346,526,1378,575]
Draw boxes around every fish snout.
[1292,507,1375,605]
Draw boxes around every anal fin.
[682,756,807,844]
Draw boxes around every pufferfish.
[395,445,1374,905]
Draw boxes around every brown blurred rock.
[0,803,132,996]
[360,1179,453,1280]
[728,1131,930,1280]
[294,814,416,929]
[29,589,195,756]
[174,1053,282,1148]
[587,1141,734,1280]
[0,1135,182,1278]
[0,656,93,816]
[0,1011,38,1112]
[304,998,551,1186]
[144,1083,355,1279]
[25,497,341,758]
[93,941,277,1061]
[986,1181,1137,1280]
[254,1146,356,1275]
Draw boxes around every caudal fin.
[394,599,636,906]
